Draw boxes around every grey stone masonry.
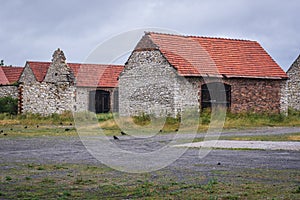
[19,49,76,115]
[119,50,199,117]
[0,85,18,98]
[287,54,300,110]
[44,49,75,84]
[119,49,287,116]
[19,63,36,84]
[75,87,116,112]
[21,82,76,115]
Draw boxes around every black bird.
[3,133,7,136]
[69,123,73,126]
[59,122,63,125]
[10,128,13,131]
[159,129,163,133]
[0,130,3,133]
[121,131,127,135]
[175,129,178,132]
[113,135,119,140]
[65,128,70,131]
[217,162,221,166]
[24,126,28,129]
[36,125,39,128]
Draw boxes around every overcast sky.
[0,0,299,71]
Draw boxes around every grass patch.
[0,162,299,199]
[1,109,300,137]
[0,111,73,126]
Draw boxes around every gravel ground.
[0,127,299,172]
[174,140,300,150]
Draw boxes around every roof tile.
[147,32,287,79]
[26,61,124,87]
[0,66,23,85]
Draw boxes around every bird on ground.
[24,126,28,129]
[65,128,70,131]
[175,129,178,132]
[121,131,127,135]
[3,133,7,136]
[113,136,119,140]
[0,130,3,133]
[36,125,39,128]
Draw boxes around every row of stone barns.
[0,32,299,116]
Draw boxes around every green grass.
[0,125,77,137]
[0,162,299,199]
[0,111,73,126]
[1,109,300,137]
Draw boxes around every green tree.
[0,97,18,115]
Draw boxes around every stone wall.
[20,82,76,115]
[19,63,36,84]
[225,78,283,113]
[119,50,199,117]
[76,87,117,112]
[119,49,286,116]
[287,55,300,110]
[195,77,285,114]
[44,49,75,84]
[19,49,76,115]
[0,85,18,98]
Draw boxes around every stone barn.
[0,66,23,98]
[286,54,300,110]
[18,49,123,115]
[119,32,288,117]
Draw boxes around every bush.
[0,96,18,115]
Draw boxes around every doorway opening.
[89,90,110,113]
[201,82,231,110]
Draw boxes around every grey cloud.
[0,0,299,70]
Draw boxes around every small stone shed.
[286,54,300,110]
[0,66,23,98]
[119,32,288,117]
[18,49,123,115]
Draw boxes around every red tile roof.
[0,66,23,85]
[146,32,287,79]
[26,61,51,82]
[26,61,124,87]
[0,67,9,85]
[75,64,124,87]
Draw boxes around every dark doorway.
[201,82,231,109]
[89,90,110,113]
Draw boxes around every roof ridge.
[0,66,23,68]
[27,60,123,67]
[146,31,255,42]
[69,63,124,67]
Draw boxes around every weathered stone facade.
[20,82,76,115]
[223,78,283,113]
[119,50,199,117]
[76,87,119,113]
[19,63,37,84]
[0,85,18,98]
[0,66,23,99]
[120,48,287,116]
[19,49,76,115]
[286,55,300,110]
[18,49,122,115]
